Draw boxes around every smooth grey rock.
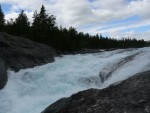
[42,70,150,113]
[0,32,57,89]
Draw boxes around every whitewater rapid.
[0,47,150,113]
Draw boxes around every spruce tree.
[32,10,39,28]
[31,5,56,41]
[0,4,5,32]
[39,5,56,31]
[15,10,30,37]
[39,5,48,36]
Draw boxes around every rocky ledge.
[42,70,150,113]
[0,32,57,89]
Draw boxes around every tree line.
[0,5,147,52]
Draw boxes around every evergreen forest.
[0,5,147,52]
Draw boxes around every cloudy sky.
[0,0,150,40]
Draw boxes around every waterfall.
[0,47,150,113]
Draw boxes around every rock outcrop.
[42,70,150,113]
[0,58,7,89]
[0,32,57,89]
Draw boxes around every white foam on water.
[101,47,150,88]
[0,47,150,113]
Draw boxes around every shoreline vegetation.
[0,5,148,53]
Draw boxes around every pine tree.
[31,5,56,41]
[39,5,56,31]
[32,10,39,28]
[39,5,48,35]
[15,10,30,37]
[0,4,5,32]
[39,5,47,22]
[31,10,40,39]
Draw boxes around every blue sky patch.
[105,16,140,25]
[1,4,11,13]
[121,25,150,32]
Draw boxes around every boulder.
[0,32,57,89]
[42,70,150,113]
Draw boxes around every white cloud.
[0,0,150,40]
[5,11,34,23]
[5,12,18,21]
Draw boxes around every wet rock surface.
[0,32,57,89]
[99,52,141,82]
[0,58,7,89]
[42,70,150,113]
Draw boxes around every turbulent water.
[0,47,150,113]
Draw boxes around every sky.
[0,0,150,40]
